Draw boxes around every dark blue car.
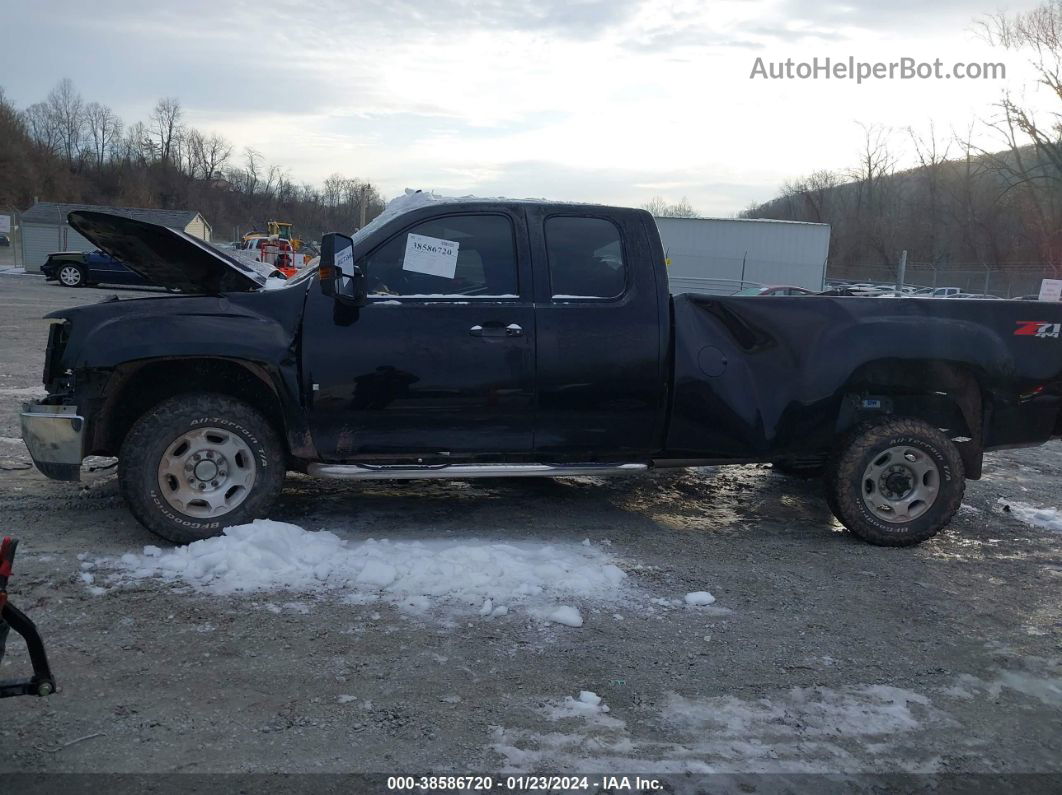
[41,249,151,288]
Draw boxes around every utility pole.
[895,250,907,296]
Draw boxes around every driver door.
[301,210,537,459]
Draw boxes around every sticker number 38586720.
[403,233,460,279]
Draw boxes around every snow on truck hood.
[68,210,268,294]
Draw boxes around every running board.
[306,462,649,481]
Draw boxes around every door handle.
[469,323,523,338]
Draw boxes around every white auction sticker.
[335,243,354,272]
[1039,278,1062,303]
[403,234,459,279]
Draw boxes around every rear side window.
[545,216,627,299]
[364,214,518,298]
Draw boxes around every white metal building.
[19,203,212,273]
[654,216,831,295]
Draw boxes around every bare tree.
[84,102,122,171]
[978,1,1062,265]
[780,169,839,222]
[23,101,61,153]
[201,133,232,182]
[243,147,262,196]
[150,97,183,164]
[46,78,85,163]
[122,120,155,165]
[907,122,951,262]
[641,196,699,217]
[322,173,345,208]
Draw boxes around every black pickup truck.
[19,198,1062,547]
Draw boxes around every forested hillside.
[0,82,385,243]
[742,2,1062,283]
[742,132,1061,278]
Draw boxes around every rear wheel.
[824,417,964,546]
[57,264,85,287]
[118,393,285,544]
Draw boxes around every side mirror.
[319,232,366,305]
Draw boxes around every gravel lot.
[0,275,1060,787]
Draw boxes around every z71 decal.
[1015,321,1062,339]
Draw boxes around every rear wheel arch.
[835,359,986,479]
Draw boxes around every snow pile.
[684,591,716,606]
[541,690,623,728]
[546,605,583,627]
[548,691,612,719]
[999,499,1062,532]
[103,519,630,621]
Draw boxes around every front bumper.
[19,403,84,481]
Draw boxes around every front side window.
[545,216,627,299]
[364,214,518,297]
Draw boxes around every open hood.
[67,211,267,293]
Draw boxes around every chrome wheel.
[861,445,940,524]
[156,427,257,518]
[58,265,82,286]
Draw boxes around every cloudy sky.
[3,0,1053,215]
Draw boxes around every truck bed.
[666,294,1062,463]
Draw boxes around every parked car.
[20,204,1062,549]
[734,285,815,296]
[0,233,10,247]
[41,249,150,288]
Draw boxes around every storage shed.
[19,203,212,273]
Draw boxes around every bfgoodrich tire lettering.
[119,393,285,544]
[824,417,965,547]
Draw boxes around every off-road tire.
[118,393,285,544]
[824,417,965,547]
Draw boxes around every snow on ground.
[0,385,47,397]
[662,686,928,737]
[493,684,946,774]
[91,519,634,623]
[999,499,1062,531]
[536,690,625,730]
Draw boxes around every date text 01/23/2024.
[386,776,665,791]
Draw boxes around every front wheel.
[824,417,965,547]
[118,393,285,544]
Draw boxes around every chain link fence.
[828,263,1060,298]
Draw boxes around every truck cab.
[302,201,669,462]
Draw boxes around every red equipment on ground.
[0,537,56,698]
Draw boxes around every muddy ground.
[0,275,1059,788]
